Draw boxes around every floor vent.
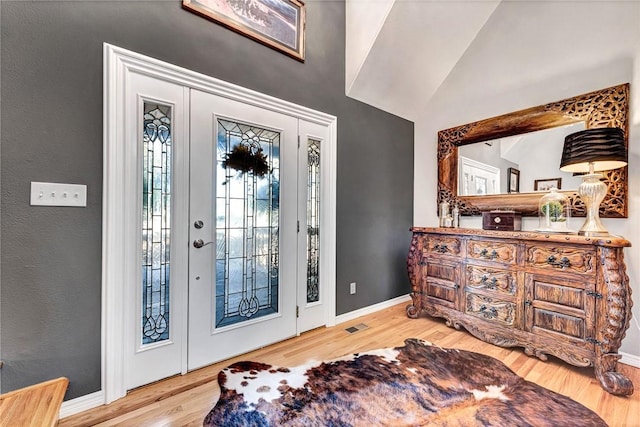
[345,323,369,334]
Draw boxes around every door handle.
[193,239,213,248]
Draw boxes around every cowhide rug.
[204,338,607,426]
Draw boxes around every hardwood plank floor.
[60,302,640,426]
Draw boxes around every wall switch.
[350,282,356,294]
[30,182,87,207]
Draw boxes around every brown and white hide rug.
[204,338,607,427]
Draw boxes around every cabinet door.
[524,273,595,350]
[421,259,460,309]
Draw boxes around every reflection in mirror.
[457,122,585,195]
[459,156,500,195]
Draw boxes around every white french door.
[188,89,299,369]
[105,44,336,401]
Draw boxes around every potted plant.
[540,200,568,230]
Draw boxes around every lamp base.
[578,229,609,237]
[578,173,608,237]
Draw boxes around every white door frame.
[103,43,337,403]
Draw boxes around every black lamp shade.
[560,127,627,173]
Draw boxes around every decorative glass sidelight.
[306,139,321,303]
[216,118,280,328]
[142,103,172,345]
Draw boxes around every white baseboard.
[619,351,640,368]
[59,390,105,419]
[335,294,411,325]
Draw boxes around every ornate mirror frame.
[438,83,629,217]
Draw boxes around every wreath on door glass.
[222,143,270,178]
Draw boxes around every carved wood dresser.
[406,227,634,395]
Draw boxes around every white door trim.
[103,43,337,404]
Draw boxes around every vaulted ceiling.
[346,0,640,123]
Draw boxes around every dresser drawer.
[465,265,516,295]
[465,293,516,326]
[467,240,517,264]
[424,235,463,257]
[525,244,595,276]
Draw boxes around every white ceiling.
[346,0,640,123]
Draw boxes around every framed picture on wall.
[183,0,306,62]
[507,167,520,193]
[534,177,562,191]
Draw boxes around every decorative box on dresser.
[406,227,634,396]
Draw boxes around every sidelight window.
[141,103,172,345]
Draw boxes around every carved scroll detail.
[406,234,423,318]
[457,320,519,348]
[545,85,628,218]
[597,247,632,354]
[594,247,634,395]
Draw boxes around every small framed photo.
[507,168,520,193]
[183,0,306,62]
[534,178,562,192]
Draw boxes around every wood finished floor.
[60,302,640,426]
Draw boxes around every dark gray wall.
[0,1,414,399]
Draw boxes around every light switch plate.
[30,182,87,207]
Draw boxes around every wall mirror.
[438,83,629,217]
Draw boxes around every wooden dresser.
[406,227,634,395]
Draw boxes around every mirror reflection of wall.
[457,122,585,195]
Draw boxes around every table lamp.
[560,127,627,237]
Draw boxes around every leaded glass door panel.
[296,120,330,332]
[188,89,298,370]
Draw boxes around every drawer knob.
[479,305,498,318]
[493,217,502,224]
[480,248,498,259]
[547,255,571,269]
[433,243,448,253]
[480,275,498,289]
[586,337,603,346]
